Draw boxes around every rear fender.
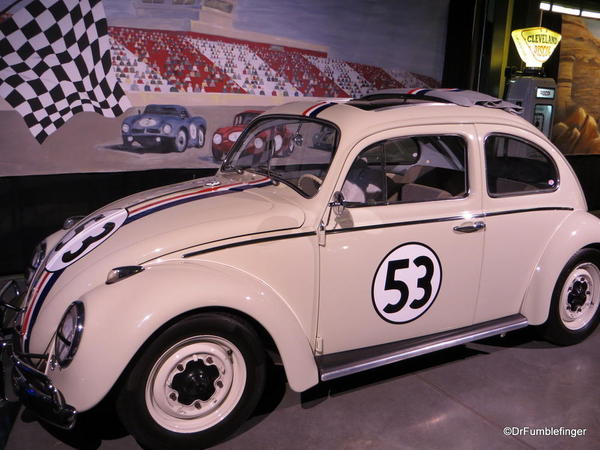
[521,211,600,324]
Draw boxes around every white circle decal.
[372,242,442,323]
[46,209,128,272]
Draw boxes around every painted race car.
[3,90,600,450]
[121,104,207,152]
[211,110,264,161]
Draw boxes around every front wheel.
[117,313,266,450]
[169,129,188,152]
[542,248,600,345]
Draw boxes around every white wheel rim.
[274,134,283,151]
[176,130,186,151]
[559,263,600,330]
[145,335,247,433]
[198,128,204,147]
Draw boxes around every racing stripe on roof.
[301,101,336,117]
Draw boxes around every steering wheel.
[297,173,323,196]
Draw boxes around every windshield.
[225,117,338,197]
[234,112,260,126]
[144,105,186,117]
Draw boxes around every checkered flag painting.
[0,0,131,143]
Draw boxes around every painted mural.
[554,15,600,154]
[0,0,448,176]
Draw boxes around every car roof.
[146,104,186,111]
[265,90,544,140]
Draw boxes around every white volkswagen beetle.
[3,89,600,449]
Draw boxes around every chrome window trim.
[483,133,560,198]
[342,133,471,208]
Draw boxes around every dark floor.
[4,327,600,450]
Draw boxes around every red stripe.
[130,181,242,214]
[407,88,421,94]
[301,101,326,116]
[130,177,270,215]
[21,271,50,336]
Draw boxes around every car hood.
[21,171,306,352]
[128,114,173,127]
[51,171,305,270]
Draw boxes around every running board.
[317,314,528,381]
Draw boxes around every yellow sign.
[511,27,561,68]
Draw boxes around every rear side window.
[484,135,558,197]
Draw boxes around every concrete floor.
[3,327,600,450]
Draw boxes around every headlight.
[162,123,172,134]
[228,131,241,142]
[213,133,222,144]
[254,137,264,149]
[122,123,130,133]
[54,302,84,368]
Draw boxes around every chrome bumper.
[1,279,76,429]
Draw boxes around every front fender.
[50,260,319,412]
[521,210,600,324]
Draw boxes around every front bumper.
[122,133,173,147]
[1,280,76,429]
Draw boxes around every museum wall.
[0,0,449,275]
[553,15,600,155]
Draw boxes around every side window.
[484,135,558,196]
[342,135,468,205]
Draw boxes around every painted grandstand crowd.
[109,26,438,97]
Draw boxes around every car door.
[317,125,485,354]
[474,125,573,323]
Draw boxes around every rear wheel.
[542,248,600,345]
[117,313,266,450]
[197,126,206,148]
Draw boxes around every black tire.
[212,146,225,162]
[170,129,188,153]
[541,248,600,345]
[117,313,266,450]
[197,126,206,148]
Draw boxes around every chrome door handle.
[453,221,486,233]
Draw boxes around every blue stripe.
[24,269,63,353]
[124,180,272,224]
[309,102,336,117]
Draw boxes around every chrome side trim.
[326,207,573,235]
[317,314,528,381]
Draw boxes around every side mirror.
[329,191,346,216]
